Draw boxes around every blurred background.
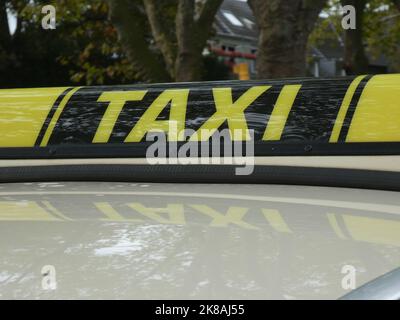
[0,0,399,88]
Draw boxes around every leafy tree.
[52,0,136,85]
[364,0,400,71]
[0,0,74,87]
[0,0,224,87]
[311,0,400,74]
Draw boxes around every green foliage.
[1,0,398,88]
[310,0,400,72]
[364,0,400,71]
[53,0,136,85]
[1,0,224,87]
[1,0,143,87]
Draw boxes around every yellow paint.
[329,76,366,143]
[327,213,347,239]
[95,202,143,222]
[347,74,400,142]
[190,204,258,229]
[93,90,147,143]
[128,203,185,224]
[42,201,72,221]
[233,63,250,80]
[2,197,400,248]
[125,89,189,142]
[191,86,270,141]
[40,87,81,146]
[262,209,292,233]
[343,214,400,246]
[0,88,69,147]
[0,201,60,221]
[263,85,301,140]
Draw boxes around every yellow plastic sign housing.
[0,74,399,158]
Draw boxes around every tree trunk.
[341,0,369,75]
[109,0,222,83]
[248,0,326,78]
[143,0,177,79]
[174,0,223,82]
[107,0,171,83]
[174,0,201,82]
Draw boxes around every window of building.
[242,17,255,30]
[222,11,244,27]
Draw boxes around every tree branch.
[300,0,327,33]
[174,0,223,81]
[196,0,224,43]
[143,0,177,78]
[107,0,171,82]
[340,0,369,74]
[176,0,195,52]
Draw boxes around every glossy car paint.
[0,182,399,299]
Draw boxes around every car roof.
[1,182,399,299]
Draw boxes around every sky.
[7,10,17,34]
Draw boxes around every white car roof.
[1,182,399,299]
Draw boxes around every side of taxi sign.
[0,74,399,158]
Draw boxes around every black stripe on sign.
[279,77,354,142]
[35,87,73,146]
[338,75,373,142]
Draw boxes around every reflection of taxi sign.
[0,74,399,158]
[1,193,400,247]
